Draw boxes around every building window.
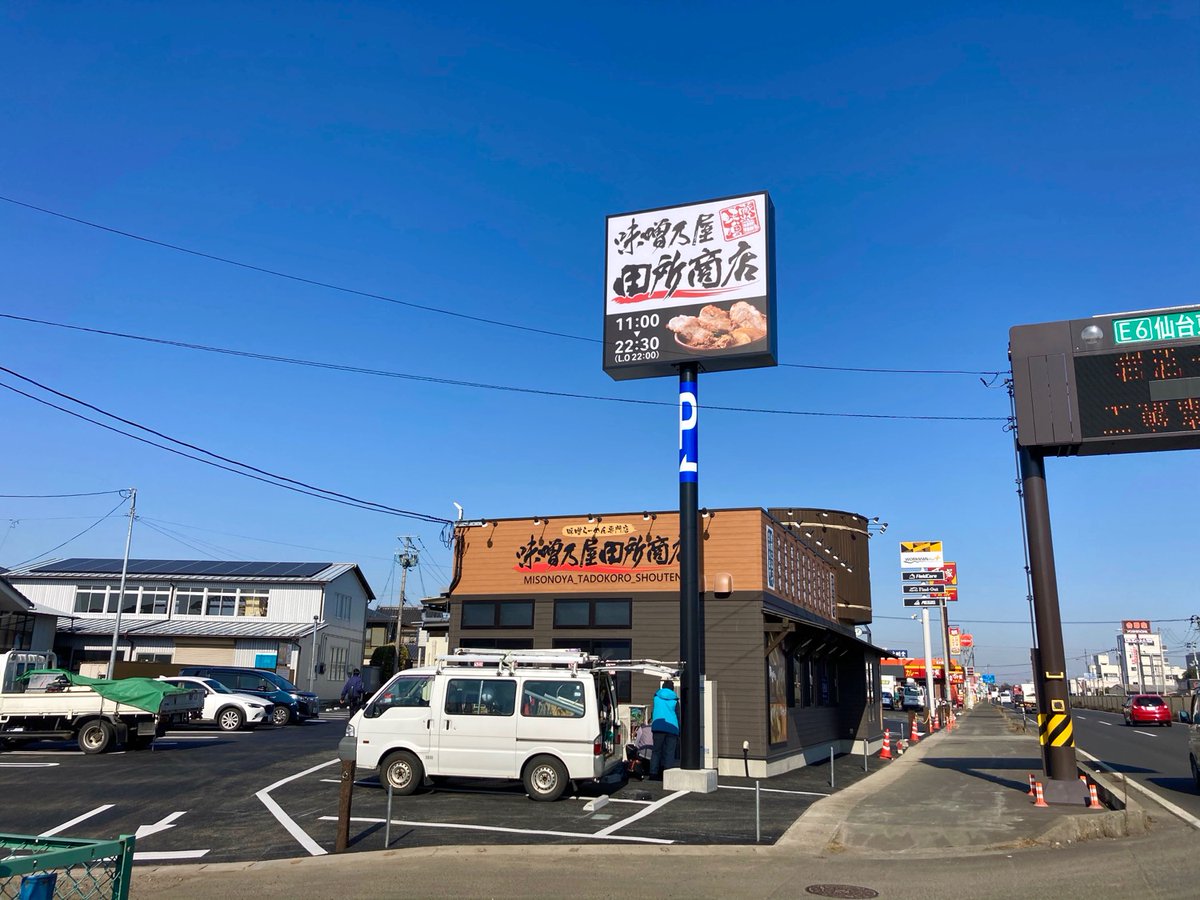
[460,600,533,629]
[134,652,171,663]
[457,638,535,650]
[239,590,269,617]
[552,638,632,702]
[74,585,109,614]
[0,612,34,651]
[206,590,238,617]
[176,587,205,616]
[553,599,631,629]
[329,645,348,681]
[444,678,517,716]
[331,592,353,620]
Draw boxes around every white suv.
[159,676,272,731]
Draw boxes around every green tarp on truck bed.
[17,669,189,714]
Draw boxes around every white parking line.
[134,850,210,861]
[256,759,339,856]
[594,789,688,836]
[719,785,831,798]
[1134,730,1158,738]
[0,762,59,768]
[1076,747,1200,831]
[39,805,114,837]
[320,815,674,845]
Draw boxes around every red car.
[1123,693,1172,727]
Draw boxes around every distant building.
[3,558,374,701]
[1087,652,1123,692]
[1116,621,1169,694]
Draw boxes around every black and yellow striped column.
[1038,711,1074,749]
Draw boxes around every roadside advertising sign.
[899,541,943,569]
[1121,619,1151,634]
[942,561,958,585]
[902,570,944,583]
[960,633,974,648]
[888,649,909,658]
[903,597,942,607]
[981,673,996,685]
[903,584,944,595]
[948,626,961,655]
[603,192,777,381]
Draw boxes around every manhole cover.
[805,885,879,899]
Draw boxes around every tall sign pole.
[1017,446,1076,784]
[604,191,777,788]
[678,365,701,769]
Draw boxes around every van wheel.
[523,755,568,802]
[272,705,292,727]
[217,707,245,732]
[380,750,423,795]
[78,720,114,754]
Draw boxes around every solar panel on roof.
[28,558,333,578]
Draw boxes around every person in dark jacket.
[649,680,680,778]
[340,668,365,711]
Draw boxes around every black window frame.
[552,598,631,629]
[460,600,534,629]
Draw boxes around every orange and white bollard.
[880,729,893,760]
[1088,781,1102,809]
[1032,781,1049,808]
[910,718,920,743]
[1027,773,1037,796]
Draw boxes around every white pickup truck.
[0,650,203,754]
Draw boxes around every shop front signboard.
[603,192,777,381]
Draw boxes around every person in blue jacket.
[649,679,680,778]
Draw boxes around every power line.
[0,371,451,525]
[138,518,221,559]
[0,489,126,498]
[9,495,129,569]
[0,314,1007,423]
[0,199,1001,378]
[0,196,591,344]
[138,516,394,563]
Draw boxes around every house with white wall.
[3,558,374,701]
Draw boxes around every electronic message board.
[1010,306,1200,455]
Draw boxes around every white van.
[343,649,637,801]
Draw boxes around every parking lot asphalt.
[0,709,879,862]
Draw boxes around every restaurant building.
[445,507,884,777]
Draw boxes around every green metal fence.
[0,834,134,900]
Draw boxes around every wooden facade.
[446,508,883,776]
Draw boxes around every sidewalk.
[131,705,1174,899]
[779,703,1147,857]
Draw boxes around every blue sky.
[2,2,1198,681]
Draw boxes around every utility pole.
[922,609,935,729]
[393,537,419,673]
[106,488,136,680]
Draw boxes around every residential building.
[3,558,373,701]
[362,604,424,668]
[0,574,56,653]
[1116,622,1169,695]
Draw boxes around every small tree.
[369,644,412,680]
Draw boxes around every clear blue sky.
[2,2,1198,682]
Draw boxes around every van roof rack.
[437,648,681,678]
[438,648,601,673]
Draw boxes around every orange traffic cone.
[931,713,939,732]
[1027,773,1036,796]
[1033,781,1049,808]
[910,718,920,743]
[880,729,893,760]
[1088,782,1102,809]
